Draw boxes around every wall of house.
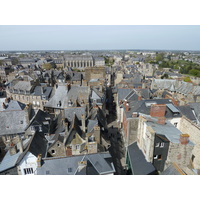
[165,142,194,170]
[127,118,139,146]
[48,141,66,157]
[152,135,170,172]
[179,117,200,169]
[137,117,155,163]
[18,152,37,175]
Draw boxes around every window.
[158,155,162,160]
[154,155,158,159]
[57,143,60,147]
[160,143,165,148]
[51,149,55,154]
[23,168,34,175]
[155,142,160,147]
[39,126,42,132]
[68,168,72,173]
[30,126,35,132]
[174,122,178,127]
[46,171,50,175]
[76,145,79,150]
[20,121,23,124]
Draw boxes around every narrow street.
[106,86,126,175]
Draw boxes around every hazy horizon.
[1,25,200,51]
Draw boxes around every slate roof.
[64,107,86,122]
[87,120,98,133]
[3,100,26,111]
[143,115,194,145]
[0,137,33,172]
[0,110,29,136]
[32,86,52,98]
[124,99,181,119]
[160,163,186,175]
[64,55,93,61]
[44,84,68,108]
[36,152,115,175]
[12,81,33,91]
[177,105,197,122]
[127,142,156,175]
[189,102,200,121]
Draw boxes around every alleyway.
[106,86,127,175]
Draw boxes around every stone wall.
[166,142,194,169]
[85,67,105,82]
[179,116,200,169]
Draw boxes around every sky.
[0,25,200,51]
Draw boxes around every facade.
[64,55,94,68]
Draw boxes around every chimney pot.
[180,134,190,145]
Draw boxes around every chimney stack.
[17,135,23,153]
[138,91,142,101]
[67,83,71,92]
[37,154,42,168]
[77,161,87,172]
[125,103,129,112]
[157,117,166,125]
[81,114,86,133]
[132,112,138,118]
[150,104,166,118]
[180,134,190,145]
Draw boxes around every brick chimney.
[67,83,71,92]
[180,134,190,145]
[150,104,166,118]
[157,117,166,125]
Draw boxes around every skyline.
[0,25,200,51]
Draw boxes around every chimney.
[77,161,87,172]
[150,104,166,118]
[157,117,166,125]
[125,103,129,112]
[37,154,42,168]
[180,134,190,145]
[2,102,7,109]
[9,144,17,155]
[138,91,142,101]
[66,146,72,157]
[132,112,138,118]
[17,135,23,153]
[81,114,86,133]
[67,83,71,91]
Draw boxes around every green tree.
[183,77,192,82]
[11,57,19,65]
[0,60,4,66]
[156,53,164,62]
[43,63,53,70]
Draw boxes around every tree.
[43,63,53,70]
[156,53,164,62]
[0,60,4,66]
[161,73,169,79]
[11,57,19,65]
[183,76,192,82]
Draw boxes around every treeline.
[148,53,200,77]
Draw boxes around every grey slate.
[127,142,156,175]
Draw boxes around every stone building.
[136,114,194,173]
[85,66,106,83]
[64,55,94,68]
